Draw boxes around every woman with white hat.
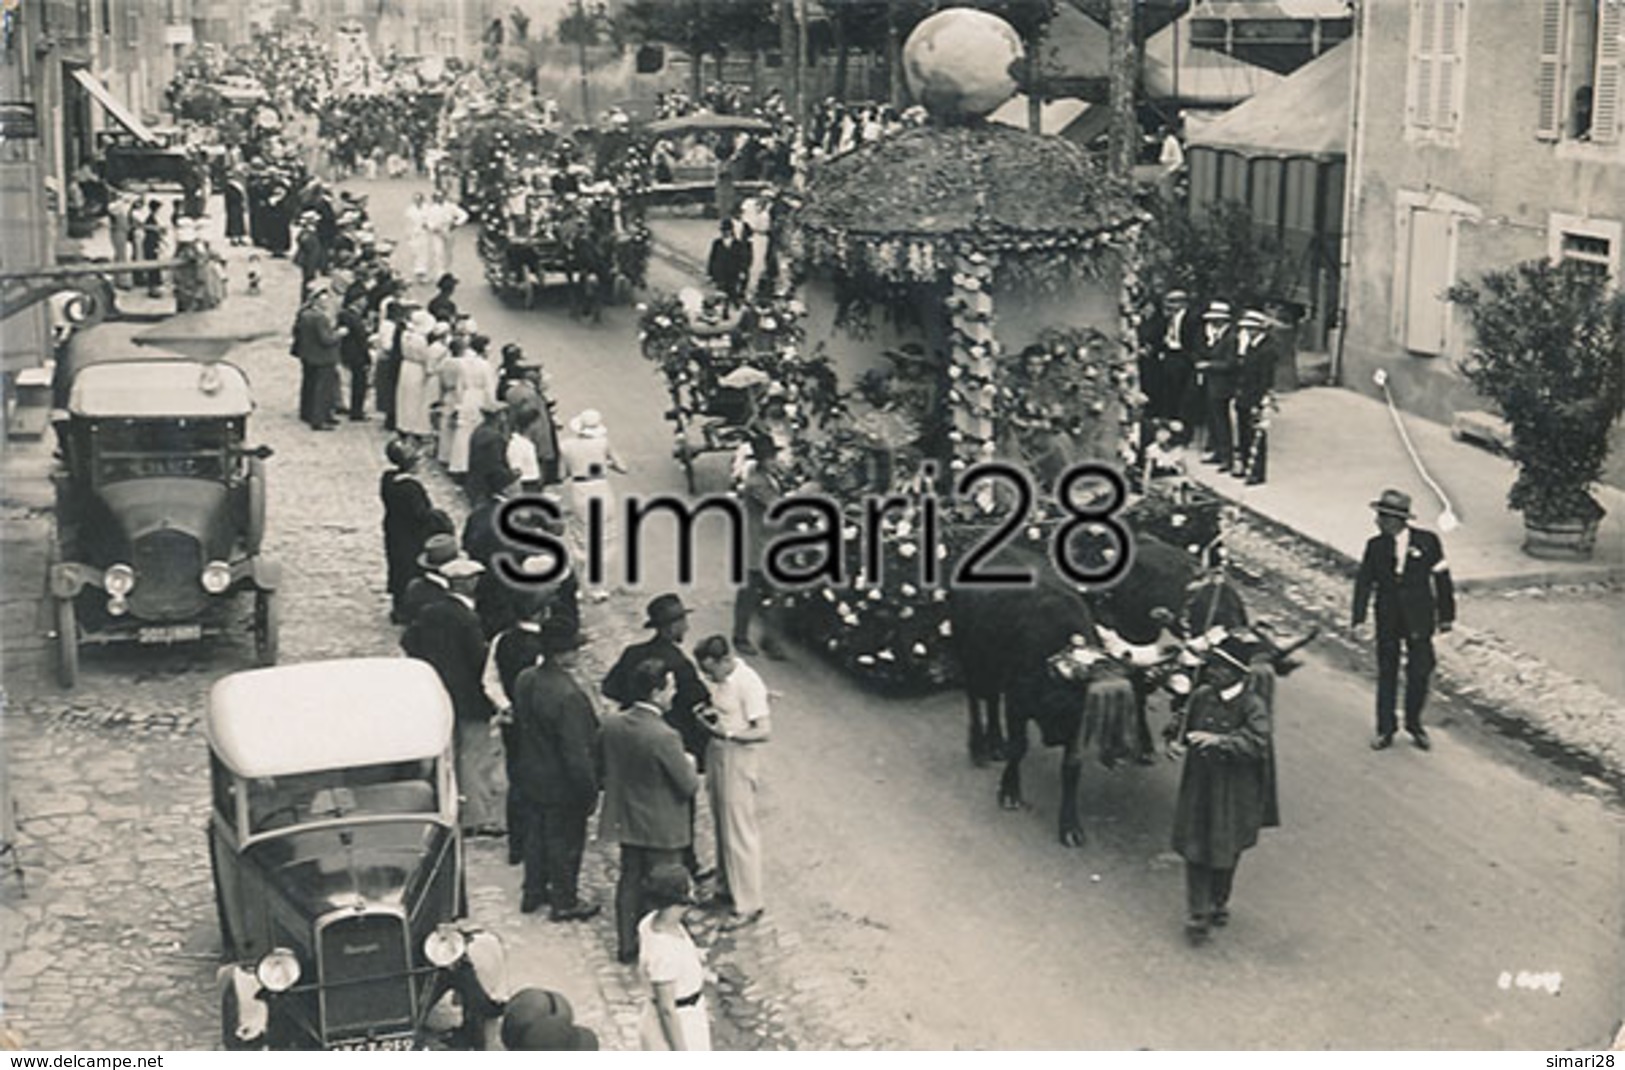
[394,309,442,445]
[558,408,628,603]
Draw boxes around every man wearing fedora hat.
[511,620,602,921]
[466,400,517,508]
[1233,309,1280,484]
[1194,300,1239,470]
[402,551,506,836]
[1169,634,1279,944]
[1353,488,1456,751]
[293,276,348,430]
[603,594,714,882]
[734,433,790,661]
[381,439,439,624]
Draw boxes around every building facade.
[1341,0,1625,425]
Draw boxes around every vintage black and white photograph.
[1,0,1622,1052]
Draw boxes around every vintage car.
[47,335,279,687]
[209,658,507,1051]
[640,111,775,209]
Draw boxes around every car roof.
[68,359,253,418]
[207,658,454,778]
[644,112,774,137]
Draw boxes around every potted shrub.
[1449,259,1625,559]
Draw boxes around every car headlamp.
[201,560,232,595]
[424,924,467,968]
[104,564,136,597]
[255,947,301,993]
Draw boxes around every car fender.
[463,929,509,1006]
[218,964,268,1048]
[49,562,103,600]
[248,556,282,591]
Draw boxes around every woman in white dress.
[404,191,430,283]
[557,409,627,602]
[393,310,440,444]
[444,338,497,482]
[637,865,711,1051]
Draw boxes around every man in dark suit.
[293,278,346,430]
[466,401,515,507]
[511,622,602,921]
[603,594,712,881]
[1138,288,1198,444]
[1352,489,1456,752]
[402,556,504,834]
[1194,300,1239,471]
[1233,309,1281,485]
[706,218,752,312]
[596,658,701,964]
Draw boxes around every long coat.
[1170,683,1279,869]
[511,662,601,809]
[596,704,700,850]
[401,594,491,724]
[380,468,435,603]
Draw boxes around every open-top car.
[47,333,279,686]
[209,658,507,1051]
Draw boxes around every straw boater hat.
[1370,488,1415,519]
[569,409,607,438]
[1239,309,1269,329]
[1203,300,1233,321]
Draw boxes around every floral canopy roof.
[795,122,1142,271]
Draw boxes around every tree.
[557,2,613,47]
[1449,259,1625,528]
[1142,200,1298,310]
[616,0,777,94]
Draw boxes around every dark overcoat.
[1170,683,1279,869]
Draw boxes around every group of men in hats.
[1138,289,1284,485]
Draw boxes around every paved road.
[1,176,1620,1050]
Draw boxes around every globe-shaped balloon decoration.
[902,7,1025,122]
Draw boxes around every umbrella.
[718,365,771,389]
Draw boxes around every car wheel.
[254,590,279,667]
[55,597,79,689]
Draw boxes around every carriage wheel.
[54,596,79,690]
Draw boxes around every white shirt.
[1393,527,1410,577]
[507,433,541,484]
[710,660,770,739]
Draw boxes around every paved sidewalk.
[1189,386,1625,590]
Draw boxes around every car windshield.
[245,759,440,835]
[93,418,234,483]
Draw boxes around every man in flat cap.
[1352,488,1456,752]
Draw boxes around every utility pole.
[1106,0,1137,177]
[795,0,808,126]
[575,0,590,122]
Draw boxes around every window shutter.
[1433,0,1463,131]
[1404,209,1454,355]
[1535,0,1565,140]
[1593,0,1623,144]
[1409,0,1438,129]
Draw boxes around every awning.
[1186,41,1351,159]
[68,68,160,145]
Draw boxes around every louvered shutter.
[1434,0,1463,131]
[1409,0,1438,130]
[1593,0,1623,143]
[1536,0,1566,140]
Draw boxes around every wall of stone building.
[1341,1,1625,428]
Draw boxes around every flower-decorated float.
[641,7,1222,691]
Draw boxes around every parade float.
[641,8,1221,690]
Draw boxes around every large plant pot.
[1522,515,1601,560]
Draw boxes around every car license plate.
[333,1036,414,1052]
[137,624,203,644]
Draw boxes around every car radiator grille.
[128,529,205,619]
[319,913,414,1043]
